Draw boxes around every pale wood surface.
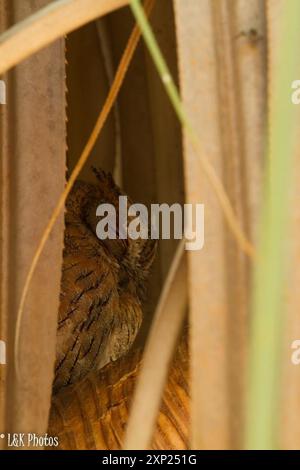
[0,0,66,447]
[174,0,266,449]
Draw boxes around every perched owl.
[53,169,156,393]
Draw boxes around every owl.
[53,169,156,393]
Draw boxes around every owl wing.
[54,181,121,393]
[54,242,120,392]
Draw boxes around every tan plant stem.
[0,0,130,75]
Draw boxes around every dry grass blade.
[0,0,130,75]
[124,239,188,450]
[14,0,155,380]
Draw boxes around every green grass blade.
[246,0,300,449]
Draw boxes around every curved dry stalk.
[14,0,156,380]
[124,239,188,449]
[0,0,129,75]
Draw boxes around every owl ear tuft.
[91,166,124,206]
[92,167,114,189]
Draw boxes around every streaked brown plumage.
[53,169,156,394]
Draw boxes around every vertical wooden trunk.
[0,0,65,447]
[174,0,266,449]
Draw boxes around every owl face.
[83,168,157,300]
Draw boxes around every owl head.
[82,168,157,298]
